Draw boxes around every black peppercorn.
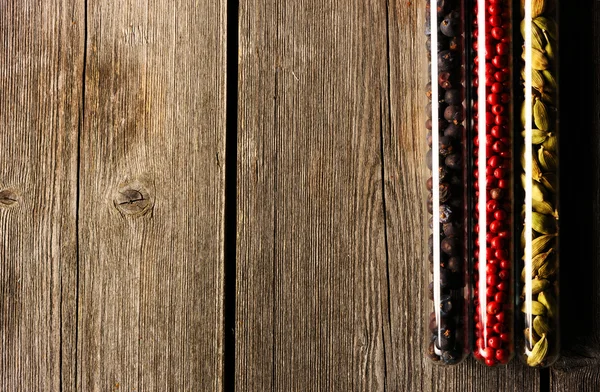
[438,71,453,89]
[439,182,451,202]
[439,165,450,180]
[439,136,454,156]
[426,149,433,170]
[426,177,433,191]
[435,327,455,350]
[445,153,462,170]
[443,222,458,237]
[440,14,460,37]
[436,0,451,18]
[447,256,461,273]
[444,105,464,124]
[439,294,453,316]
[442,348,461,364]
[449,36,461,51]
[440,236,457,254]
[438,50,458,72]
[444,89,462,105]
[444,123,463,139]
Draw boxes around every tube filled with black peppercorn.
[471,0,515,366]
[424,0,469,365]
[517,0,560,368]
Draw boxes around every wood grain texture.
[236,0,391,390]
[0,1,83,391]
[77,0,226,390]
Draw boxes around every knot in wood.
[0,189,18,207]
[114,182,153,217]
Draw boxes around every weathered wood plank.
[236,0,391,390]
[77,1,226,390]
[0,1,84,391]
[383,2,540,391]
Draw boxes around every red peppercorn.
[487,301,501,315]
[485,358,497,367]
[489,15,502,27]
[496,349,509,363]
[481,347,495,359]
[488,336,502,349]
[491,27,505,40]
[491,236,505,250]
[495,291,508,304]
[496,311,506,323]
[491,82,503,94]
[489,220,502,233]
[493,323,506,334]
[495,249,508,261]
[496,42,509,55]
[498,269,510,281]
[494,209,507,220]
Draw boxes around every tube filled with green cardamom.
[517,0,560,368]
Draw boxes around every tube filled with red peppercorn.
[516,0,560,368]
[471,0,515,366]
[424,0,469,366]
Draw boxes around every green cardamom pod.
[527,333,548,367]
[533,316,553,336]
[540,173,558,194]
[532,199,555,216]
[530,235,556,258]
[538,290,557,318]
[524,327,540,349]
[532,180,548,202]
[538,146,558,172]
[527,47,549,70]
[545,39,555,62]
[521,248,554,281]
[531,0,547,18]
[521,173,547,201]
[532,211,557,235]
[524,277,550,296]
[522,300,547,315]
[521,20,546,50]
[521,68,546,92]
[538,252,558,278]
[520,148,544,181]
[534,99,551,131]
[542,70,557,90]
[533,16,557,40]
[542,135,557,152]
[521,128,549,145]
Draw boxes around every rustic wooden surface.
[1,0,599,391]
[76,0,227,391]
[0,1,83,390]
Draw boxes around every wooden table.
[1,1,598,390]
